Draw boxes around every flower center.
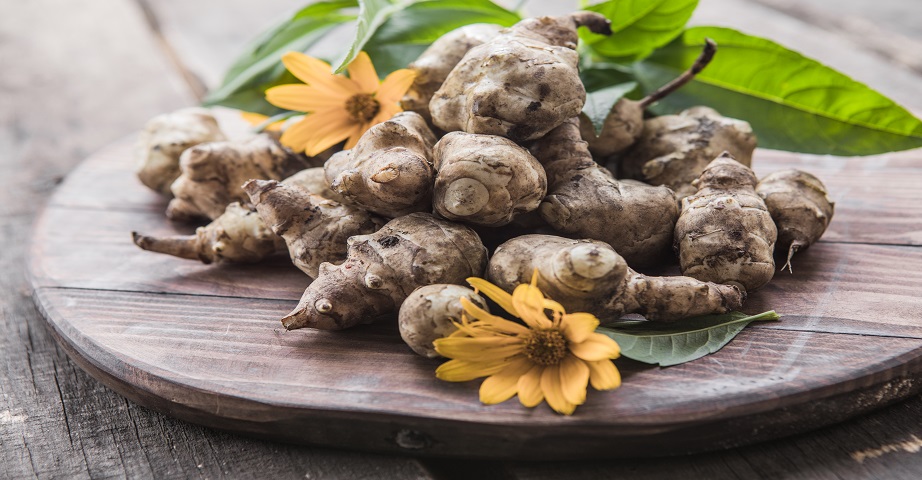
[523,329,568,366]
[345,93,380,123]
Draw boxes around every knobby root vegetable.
[283,167,346,203]
[282,213,488,330]
[243,179,384,278]
[326,112,437,217]
[757,169,834,272]
[430,11,612,142]
[488,235,744,322]
[167,134,310,221]
[579,39,717,159]
[675,153,777,292]
[132,202,284,264]
[398,284,488,358]
[533,117,678,267]
[620,106,757,199]
[401,24,503,124]
[432,132,546,226]
[136,108,226,196]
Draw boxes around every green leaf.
[583,0,698,62]
[203,1,357,114]
[598,311,780,367]
[634,27,922,155]
[583,82,638,134]
[363,0,520,75]
[333,0,407,73]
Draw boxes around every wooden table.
[4,0,922,477]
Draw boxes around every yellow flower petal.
[436,359,506,382]
[344,124,366,150]
[559,355,590,406]
[512,284,552,329]
[376,68,417,105]
[467,277,518,319]
[459,298,529,336]
[479,356,532,405]
[587,359,621,391]
[301,113,357,156]
[279,110,347,153]
[569,333,621,362]
[239,112,284,132]
[347,51,380,93]
[433,336,523,362]
[516,365,544,408]
[561,313,599,343]
[265,84,348,112]
[281,52,358,97]
[540,364,576,415]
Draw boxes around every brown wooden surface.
[6,0,922,478]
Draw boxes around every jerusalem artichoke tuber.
[167,134,310,221]
[136,108,226,196]
[533,117,678,267]
[401,24,502,123]
[282,167,346,203]
[325,112,437,218]
[488,235,744,322]
[430,12,611,142]
[432,132,546,227]
[243,179,384,278]
[398,284,488,358]
[282,213,488,330]
[620,107,757,199]
[132,202,284,264]
[757,169,834,272]
[675,152,777,292]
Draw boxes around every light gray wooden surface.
[3,0,922,478]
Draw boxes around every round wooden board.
[28,135,922,460]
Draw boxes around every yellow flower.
[239,112,284,132]
[434,273,622,415]
[265,51,416,156]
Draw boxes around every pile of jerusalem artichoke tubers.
[132,11,834,359]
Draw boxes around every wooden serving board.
[28,134,922,460]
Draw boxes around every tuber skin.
[398,284,488,358]
[580,39,717,160]
[532,117,678,268]
[326,112,437,218]
[401,24,503,124]
[432,132,546,227]
[675,152,777,293]
[283,167,346,203]
[167,134,310,221]
[282,213,488,331]
[132,202,284,264]
[488,235,744,322]
[757,169,835,272]
[430,12,612,142]
[620,106,757,199]
[243,179,384,278]
[136,108,226,196]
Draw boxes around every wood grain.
[25,138,922,459]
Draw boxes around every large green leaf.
[634,27,922,155]
[583,0,698,61]
[333,0,407,73]
[598,311,780,367]
[203,1,357,114]
[363,0,520,75]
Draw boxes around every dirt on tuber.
[282,213,488,330]
[757,169,835,272]
[132,202,284,264]
[136,108,226,196]
[244,179,384,278]
[488,234,744,322]
[326,112,437,218]
[432,132,546,227]
[398,284,488,358]
[675,152,777,293]
[167,134,310,221]
[430,11,611,142]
